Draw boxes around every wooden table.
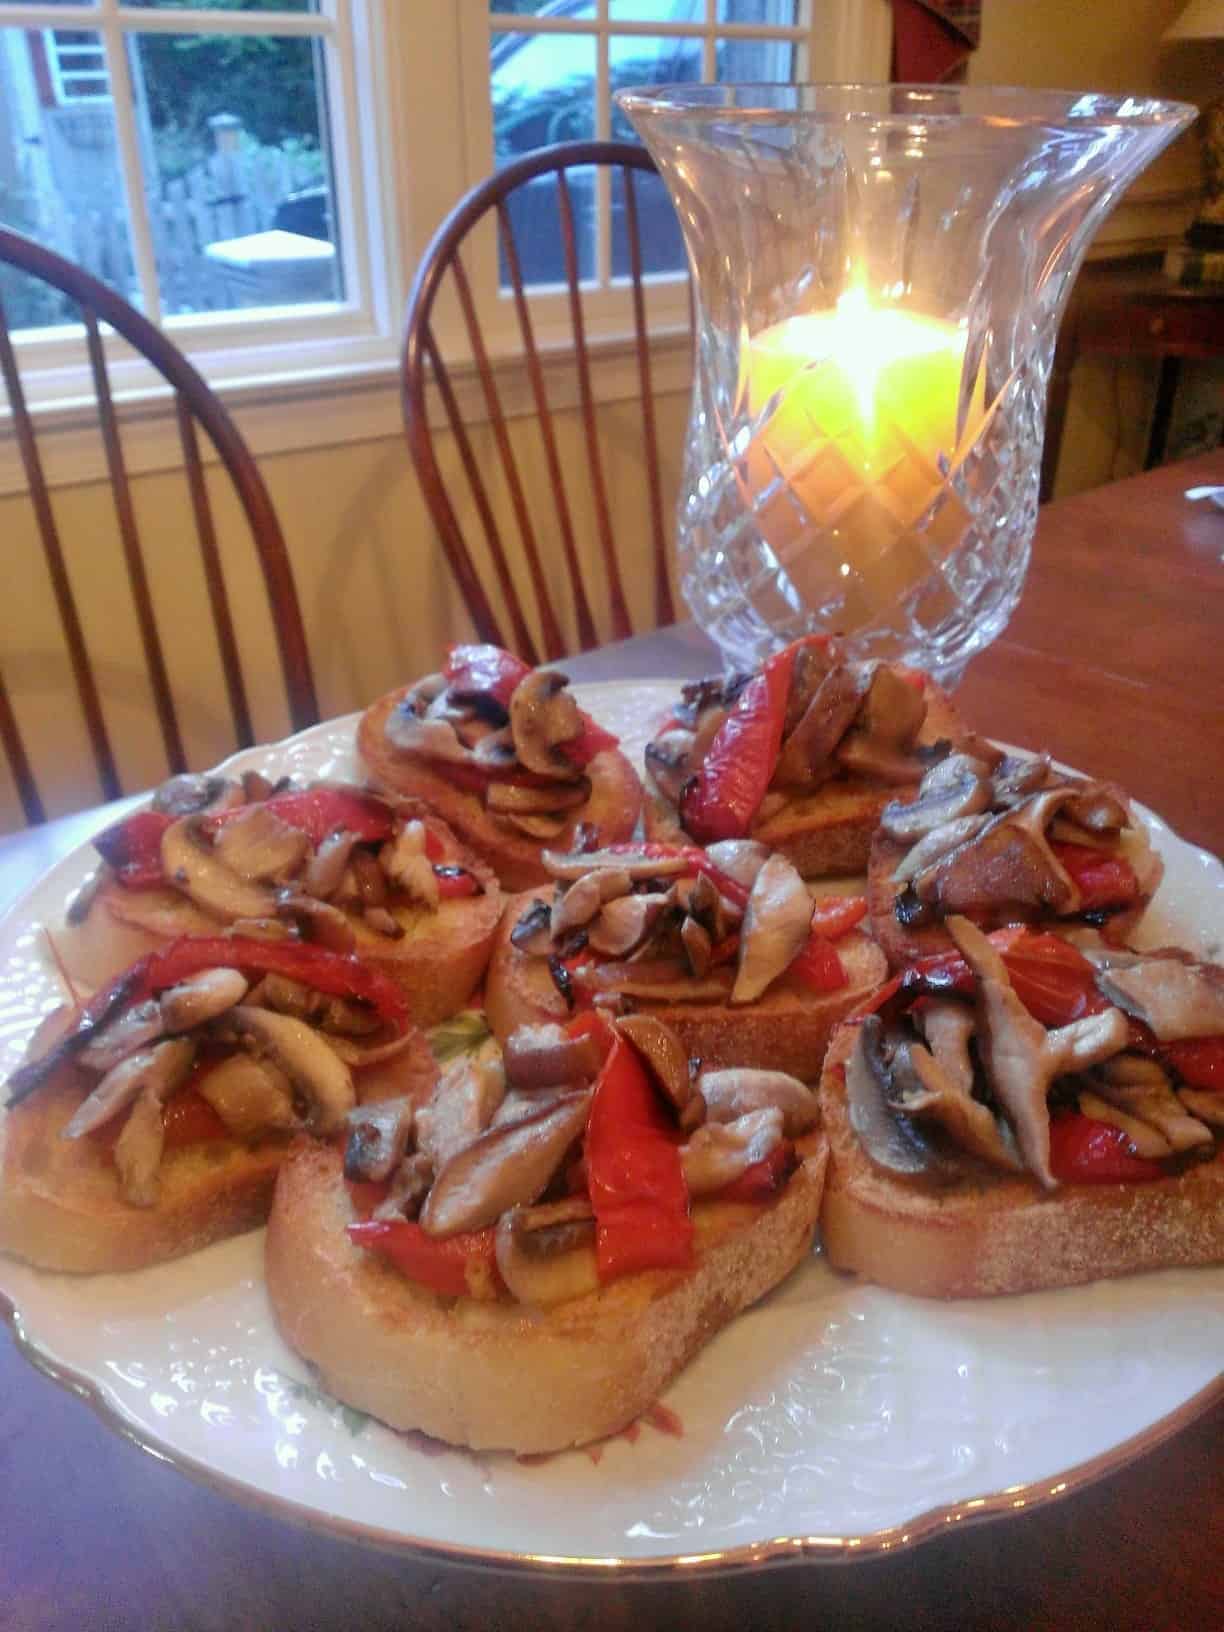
[1,455,1221,1632]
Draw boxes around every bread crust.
[0,1011,439,1275]
[817,1024,1224,1298]
[643,675,964,879]
[866,829,1163,969]
[485,888,887,1081]
[357,687,643,891]
[265,1134,827,1453]
[60,851,502,1030]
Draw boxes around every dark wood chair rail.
[0,227,319,826]
[0,455,1221,1630]
[401,140,689,667]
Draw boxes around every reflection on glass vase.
[617,85,1194,685]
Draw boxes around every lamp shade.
[1164,0,1224,41]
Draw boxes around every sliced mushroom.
[1177,1088,1224,1128]
[225,1006,355,1134]
[351,848,389,908]
[731,853,812,1004]
[542,846,691,882]
[1063,784,1129,833]
[914,998,977,1097]
[703,839,770,891]
[551,871,616,937]
[990,753,1052,806]
[888,1038,1023,1172]
[616,1014,692,1111]
[587,892,670,957]
[158,968,249,1033]
[846,1016,956,1178]
[472,728,519,771]
[1077,1089,1174,1159]
[495,1199,599,1306]
[414,1049,506,1173]
[276,894,358,955]
[419,1090,591,1237]
[213,806,310,883]
[584,960,733,1004]
[645,730,696,804]
[510,899,554,955]
[698,1067,819,1136]
[881,755,993,844]
[380,821,438,909]
[343,1096,416,1182]
[113,1087,170,1208]
[162,817,276,923]
[503,1023,605,1089]
[892,813,993,885]
[1092,1056,1213,1153]
[152,773,240,818]
[680,1107,784,1196]
[301,830,361,900]
[383,710,472,762]
[195,1054,296,1139]
[509,670,584,778]
[373,1152,435,1221]
[913,801,1076,916]
[487,778,591,816]
[502,811,571,841]
[681,916,713,977]
[64,1037,197,1139]
[772,663,870,791]
[948,916,1129,1188]
[77,998,166,1073]
[1094,957,1224,1043]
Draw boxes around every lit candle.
[742,287,985,628]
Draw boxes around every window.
[0,0,888,469]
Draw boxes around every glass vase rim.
[614,81,1197,131]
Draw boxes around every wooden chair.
[401,140,690,666]
[0,227,318,826]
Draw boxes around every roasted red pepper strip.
[581,1019,693,1281]
[161,1088,230,1150]
[433,866,481,899]
[347,1219,499,1298]
[914,928,1108,1029]
[1163,1035,1224,1093]
[93,810,174,889]
[1049,841,1139,911]
[1048,1112,1165,1184]
[679,645,796,843]
[809,894,867,940]
[206,787,394,848]
[557,715,620,768]
[787,932,847,993]
[443,643,531,711]
[712,1140,798,1204]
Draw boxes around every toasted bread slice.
[485,888,887,1081]
[643,675,964,879]
[866,827,1164,969]
[358,688,642,893]
[817,1024,1224,1298]
[60,824,502,1030]
[265,1133,827,1454]
[0,1010,438,1275]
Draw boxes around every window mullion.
[99,3,162,324]
[596,0,610,288]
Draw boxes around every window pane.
[609,35,696,281]
[0,27,138,329]
[716,1,800,22]
[130,29,343,316]
[609,32,702,140]
[608,1,703,19]
[715,34,796,80]
[125,2,320,12]
[489,2,592,15]
[492,27,595,287]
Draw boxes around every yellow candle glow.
[743,287,985,626]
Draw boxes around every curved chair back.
[402,140,690,665]
[0,227,318,825]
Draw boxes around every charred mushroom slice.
[732,854,813,1005]
[892,813,993,885]
[503,1023,605,1089]
[681,915,713,977]
[77,998,167,1073]
[947,916,1129,1188]
[846,1015,951,1178]
[615,1014,692,1111]
[698,1067,819,1137]
[494,1198,599,1307]
[645,730,697,803]
[225,1006,355,1134]
[419,1090,591,1237]
[889,1038,1023,1172]
[881,757,993,845]
[275,894,358,955]
[773,663,871,790]
[510,899,554,955]
[509,670,584,778]
[162,817,276,922]
[64,1037,197,1139]
[194,1054,296,1139]
[913,802,1076,916]
[680,1107,784,1196]
[344,1097,416,1182]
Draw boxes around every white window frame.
[44,27,111,103]
[0,0,889,491]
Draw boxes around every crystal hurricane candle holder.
[617,84,1195,685]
